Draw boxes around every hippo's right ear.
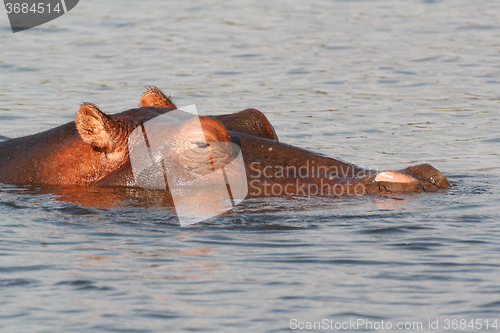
[140,86,176,109]
[76,104,127,152]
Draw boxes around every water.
[1,0,500,332]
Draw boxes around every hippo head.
[74,103,238,188]
[0,86,449,202]
[73,101,248,225]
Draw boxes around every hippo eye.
[194,142,209,149]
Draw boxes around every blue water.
[1,0,500,332]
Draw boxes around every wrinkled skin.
[0,87,450,199]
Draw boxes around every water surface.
[1,0,500,332]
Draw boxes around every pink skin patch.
[374,171,416,184]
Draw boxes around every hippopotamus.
[0,87,450,200]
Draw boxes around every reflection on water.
[1,0,500,332]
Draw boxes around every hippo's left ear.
[76,104,128,152]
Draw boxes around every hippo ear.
[140,87,176,109]
[76,104,127,152]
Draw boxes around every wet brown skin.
[0,87,450,198]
